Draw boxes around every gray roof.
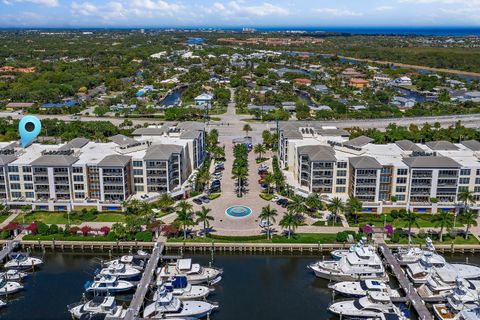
[282,130,303,139]
[349,156,382,169]
[298,145,336,162]
[97,154,131,167]
[426,140,459,151]
[461,140,480,151]
[344,136,374,148]
[144,145,183,161]
[0,155,17,165]
[109,134,139,146]
[395,140,424,152]
[132,127,166,136]
[180,130,202,139]
[59,138,90,150]
[31,155,79,166]
[403,156,461,168]
[316,129,350,137]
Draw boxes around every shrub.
[418,229,427,239]
[336,231,358,243]
[80,226,92,236]
[390,210,400,219]
[69,226,80,235]
[100,226,111,236]
[49,224,59,234]
[208,193,221,201]
[37,222,49,235]
[207,234,267,241]
[135,231,153,242]
[0,230,9,239]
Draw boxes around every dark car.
[210,186,221,193]
[199,195,210,204]
[192,198,203,205]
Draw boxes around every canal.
[1,251,478,320]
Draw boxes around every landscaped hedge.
[207,234,268,241]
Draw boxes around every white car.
[271,196,281,203]
[259,219,272,228]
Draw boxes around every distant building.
[293,78,312,86]
[311,105,332,112]
[312,84,329,93]
[41,99,78,109]
[194,93,214,107]
[5,102,35,111]
[247,104,276,112]
[349,78,369,89]
[350,105,367,111]
[391,76,412,87]
[373,74,392,83]
[392,96,416,109]
[281,102,297,112]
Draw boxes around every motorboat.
[308,241,387,281]
[85,275,135,294]
[433,278,480,320]
[454,306,480,320]
[104,251,149,271]
[0,277,23,295]
[156,276,212,301]
[158,259,222,285]
[0,270,28,281]
[406,251,446,285]
[328,291,408,319]
[418,268,480,299]
[97,261,142,280]
[331,239,364,260]
[396,238,436,265]
[143,285,218,319]
[329,279,400,298]
[68,296,127,319]
[0,299,5,308]
[4,253,43,270]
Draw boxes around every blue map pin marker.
[19,115,41,148]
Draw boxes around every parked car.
[199,195,210,204]
[271,196,281,202]
[192,198,203,205]
[259,219,272,228]
[210,186,221,193]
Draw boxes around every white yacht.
[418,267,480,299]
[68,296,127,319]
[0,278,23,295]
[455,306,480,320]
[329,279,400,298]
[328,291,408,319]
[0,270,28,281]
[406,251,446,285]
[105,251,149,271]
[85,275,135,294]
[143,285,218,319]
[4,253,43,270]
[331,239,364,260]
[433,278,480,320]
[396,238,436,265]
[308,244,387,281]
[157,276,212,300]
[158,259,222,285]
[97,261,142,280]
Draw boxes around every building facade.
[279,122,480,214]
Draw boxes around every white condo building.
[0,122,206,212]
[279,122,480,214]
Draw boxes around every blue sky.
[0,0,479,28]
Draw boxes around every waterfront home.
[110,104,137,112]
[392,96,416,109]
[194,93,214,107]
[5,102,35,111]
[349,78,369,89]
[341,68,365,79]
[293,78,312,86]
[312,84,329,93]
[391,76,413,87]
[373,74,392,83]
[281,102,297,112]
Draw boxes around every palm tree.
[305,194,323,211]
[458,189,475,214]
[260,205,278,240]
[139,201,154,220]
[195,206,214,236]
[157,193,174,212]
[232,165,248,197]
[0,203,10,216]
[402,210,420,244]
[345,197,363,224]
[280,209,301,239]
[433,211,453,242]
[463,210,478,240]
[327,197,345,225]
[263,173,275,194]
[175,200,195,240]
[287,195,307,216]
[243,124,252,137]
[254,144,266,160]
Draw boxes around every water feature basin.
[225,205,252,218]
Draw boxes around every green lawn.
[23,234,112,241]
[14,212,126,225]
[0,214,10,224]
[388,234,479,245]
[349,213,466,228]
[312,220,343,227]
[167,233,338,244]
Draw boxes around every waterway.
[159,86,186,107]
[1,251,479,320]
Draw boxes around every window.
[134,177,144,184]
[23,175,32,181]
[73,167,83,173]
[337,170,347,177]
[74,192,85,198]
[382,167,392,174]
[396,186,406,193]
[73,175,84,182]
[135,185,145,192]
[477,169,480,176]
[133,169,144,176]
[8,166,18,173]
[458,186,469,192]
[380,176,391,183]
[459,178,470,185]
[475,186,480,193]
[22,166,32,172]
[9,175,19,181]
[337,162,347,168]
[74,184,84,190]
[397,177,407,184]
[396,194,405,201]
[25,192,34,198]
[336,178,346,185]
[10,183,20,190]
[336,187,346,193]
[25,183,33,190]
[397,169,408,175]
[461,169,471,176]
[133,161,143,167]
[476,178,480,185]
[54,168,69,174]
[11,191,21,198]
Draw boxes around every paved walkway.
[0,211,19,229]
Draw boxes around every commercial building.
[279,122,480,214]
[0,122,206,212]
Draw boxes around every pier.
[379,244,433,320]
[0,240,19,262]
[123,241,165,320]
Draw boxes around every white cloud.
[207,1,289,17]
[2,0,58,7]
[315,8,363,17]
[375,6,394,11]
[130,0,183,13]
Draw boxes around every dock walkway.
[123,241,165,320]
[379,244,433,320]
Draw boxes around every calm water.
[1,251,479,320]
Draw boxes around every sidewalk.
[0,211,19,229]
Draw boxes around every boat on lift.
[156,276,212,301]
[157,259,222,285]
[4,253,43,270]
[104,250,149,271]
[68,295,127,319]
[85,275,135,294]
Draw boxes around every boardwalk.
[379,244,433,320]
[123,241,165,320]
